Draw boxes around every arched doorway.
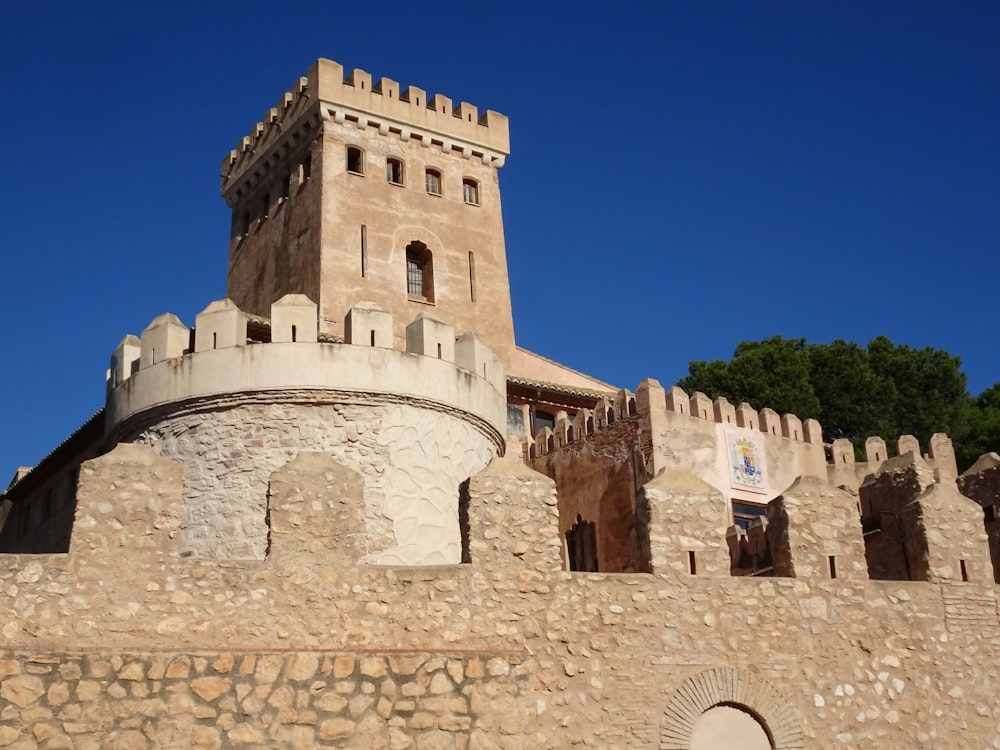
[661,667,803,749]
[690,704,772,750]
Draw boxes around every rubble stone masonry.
[2,444,1000,748]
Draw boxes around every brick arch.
[661,667,803,749]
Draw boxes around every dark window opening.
[347,146,364,174]
[961,559,969,582]
[533,410,555,436]
[301,153,311,181]
[405,242,434,301]
[688,550,697,575]
[566,515,599,572]
[459,479,471,563]
[386,157,404,185]
[732,501,766,532]
[829,555,837,579]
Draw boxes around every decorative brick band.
[660,666,804,749]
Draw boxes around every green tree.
[866,336,968,444]
[959,383,1000,468]
[677,335,981,469]
[807,339,897,443]
[678,336,820,419]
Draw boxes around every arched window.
[425,168,442,196]
[346,146,364,175]
[386,157,404,185]
[405,241,434,302]
[462,178,480,205]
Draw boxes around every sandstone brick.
[165,656,191,679]
[211,654,234,674]
[360,657,387,678]
[1,675,45,708]
[227,724,264,745]
[315,692,348,712]
[190,726,221,750]
[318,718,355,740]
[117,662,145,681]
[286,654,318,682]
[190,677,231,704]
[333,656,355,679]
[46,682,69,707]
[389,656,423,677]
[464,660,485,680]
[429,673,453,695]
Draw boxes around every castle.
[2,58,1000,749]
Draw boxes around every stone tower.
[220,59,516,361]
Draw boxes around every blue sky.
[1,1,998,477]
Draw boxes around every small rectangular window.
[463,178,480,205]
[301,153,311,181]
[347,146,364,175]
[828,555,837,579]
[386,158,404,185]
[425,169,441,196]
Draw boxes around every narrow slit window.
[437,342,442,359]
[688,551,697,575]
[291,325,297,343]
[468,251,476,301]
[828,555,837,579]
[212,332,217,350]
[360,225,367,278]
[960,559,969,582]
[370,330,376,347]
[462,178,480,205]
[301,153,311,181]
[565,515,598,572]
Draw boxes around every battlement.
[525,382,823,460]
[107,294,506,440]
[103,296,507,563]
[828,431,959,492]
[220,58,510,204]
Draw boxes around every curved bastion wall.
[104,295,506,564]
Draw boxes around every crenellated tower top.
[221,59,518,369]
[221,58,510,206]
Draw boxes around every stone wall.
[128,399,495,564]
[958,453,1000,584]
[3,445,1000,748]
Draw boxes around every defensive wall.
[2,436,1000,747]
[526,381,975,580]
[0,296,506,565]
[103,294,506,566]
